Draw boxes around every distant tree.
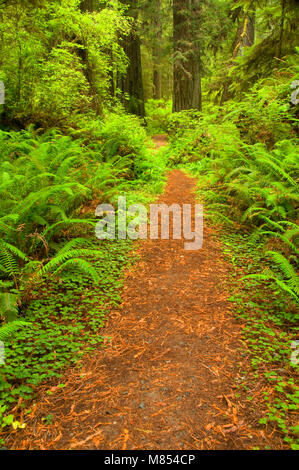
[118,0,145,117]
[173,0,202,112]
[220,2,256,104]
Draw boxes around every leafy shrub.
[0,111,167,432]
[0,112,164,347]
[167,73,299,304]
[145,99,172,135]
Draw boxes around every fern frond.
[266,251,299,294]
[262,232,299,255]
[53,259,100,283]
[0,321,31,341]
[42,218,96,239]
[0,293,18,321]
[58,238,95,255]
[37,249,103,278]
[241,273,299,303]
[204,211,236,226]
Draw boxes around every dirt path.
[7,168,278,450]
[152,134,169,149]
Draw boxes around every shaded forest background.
[0,0,298,125]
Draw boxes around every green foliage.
[0,237,133,429]
[0,110,167,434]
[221,230,299,449]
[0,321,31,341]
[208,1,298,103]
[0,293,19,323]
[242,251,299,303]
[167,71,298,306]
[0,0,130,126]
[145,99,172,134]
[227,2,298,95]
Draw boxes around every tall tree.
[173,0,202,112]
[79,1,116,113]
[139,0,172,101]
[118,0,145,117]
[220,3,255,104]
[152,0,163,99]
[79,0,99,113]
[80,0,94,11]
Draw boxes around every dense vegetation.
[165,52,299,448]
[0,0,298,449]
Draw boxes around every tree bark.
[80,0,94,12]
[278,0,286,58]
[220,6,255,105]
[118,0,145,117]
[173,0,202,112]
[153,60,162,100]
[79,0,101,114]
[152,0,163,100]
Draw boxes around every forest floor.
[6,140,285,450]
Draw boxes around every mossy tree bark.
[118,0,145,117]
[173,0,202,112]
[152,0,163,100]
[220,6,255,105]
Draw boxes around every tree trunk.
[79,0,101,114]
[80,0,94,12]
[118,0,145,117]
[152,1,163,100]
[232,10,255,55]
[220,7,255,105]
[278,0,286,58]
[173,0,202,112]
[153,60,162,100]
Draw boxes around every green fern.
[36,247,103,281]
[0,293,18,321]
[0,240,28,288]
[0,321,31,341]
[266,251,299,295]
[261,231,299,255]
[241,251,299,303]
[241,272,298,303]
[52,259,100,283]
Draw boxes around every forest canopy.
[0,0,297,125]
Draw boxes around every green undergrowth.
[0,182,167,441]
[0,237,132,435]
[217,227,299,449]
[0,116,168,439]
[168,66,298,449]
[166,66,298,306]
[145,99,172,135]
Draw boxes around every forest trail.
[7,153,280,450]
[152,134,169,149]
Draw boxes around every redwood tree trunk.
[152,0,163,100]
[153,60,162,100]
[220,7,255,105]
[79,0,101,114]
[118,0,145,117]
[173,0,202,112]
[80,0,94,11]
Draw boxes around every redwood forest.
[0,0,298,453]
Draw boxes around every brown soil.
[152,134,168,149]
[6,141,282,450]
